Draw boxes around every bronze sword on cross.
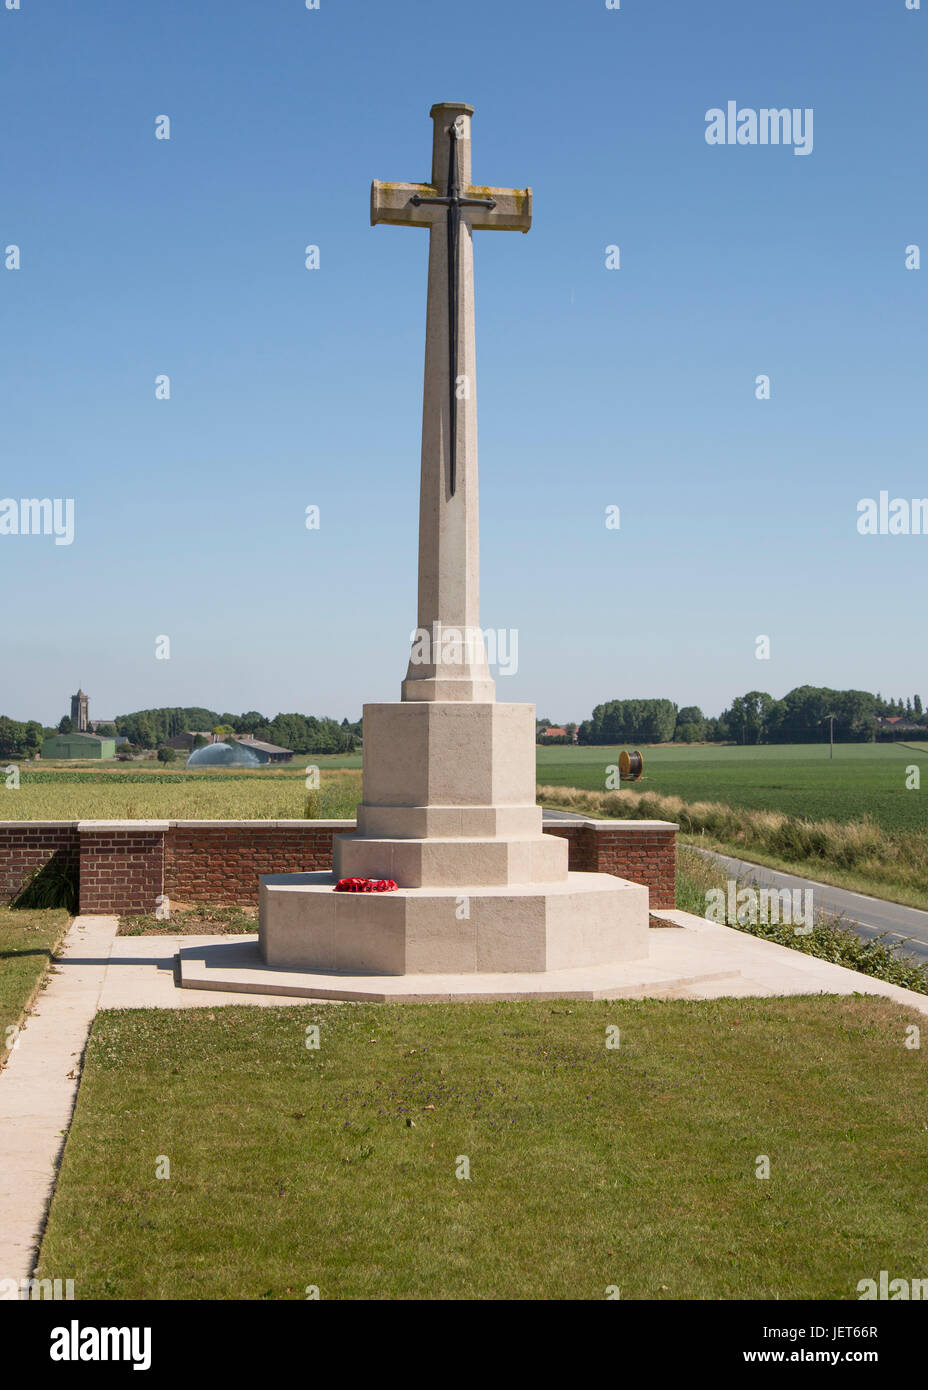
[370,104,532,500]
[408,123,496,495]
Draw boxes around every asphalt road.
[693,848,928,965]
[540,809,928,965]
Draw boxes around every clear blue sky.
[1,0,925,727]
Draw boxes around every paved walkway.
[2,910,927,1289]
[0,917,113,1289]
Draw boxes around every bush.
[156,746,176,763]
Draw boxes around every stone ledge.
[78,820,171,832]
[179,937,736,1003]
[547,817,679,832]
[169,819,358,830]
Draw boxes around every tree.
[675,706,705,741]
[58,716,72,735]
[156,745,177,763]
[576,698,676,744]
[726,692,773,744]
[915,695,923,719]
[133,715,157,749]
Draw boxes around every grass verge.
[36,997,927,1300]
[539,785,928,911]
[0,906,71,1065]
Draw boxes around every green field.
[538,743,928,836]
[36,996,928,1300]
[3,744,925,833]
[0,763,362,821]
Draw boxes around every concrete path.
[648,911,928,1015]
[177,917,928,1015]
[0,916,114,1287]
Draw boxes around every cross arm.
[370,180,439,228]
[466,186,532,233]
[371,179,533,232]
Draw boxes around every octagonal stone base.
[259,870,648,975]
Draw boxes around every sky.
[1,0,925,727]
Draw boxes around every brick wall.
[0,822,79,902]
[164,822,355,905]
[78,825,166,914]
[544,822,677,909]
[0,817,677,913]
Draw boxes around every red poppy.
[334,877,398,893]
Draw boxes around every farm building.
[41,732,117,760]
[231,735,292,763]
[167,732,293,763]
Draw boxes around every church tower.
[71,689,89,732]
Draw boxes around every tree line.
[576,687,925,746]
[111,708,361,754]
[0,707,362,756]
[0,717,45,758]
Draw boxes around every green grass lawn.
[37,997,927,1300]
[0,907,70,1063]
[537,742,928,835]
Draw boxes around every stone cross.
[371,102,532,702]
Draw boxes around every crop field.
[537,743,928,836]
[0,746,925,834]
[0,764,363,821]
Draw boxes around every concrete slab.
[180,935,737,1002]
[180,913,928,1014]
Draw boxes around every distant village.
[2,690,362,762]
[0,685,923,764]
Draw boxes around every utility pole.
[821,714,836,760]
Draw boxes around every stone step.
[334,831,570,888]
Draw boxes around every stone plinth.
[359,700,537,813]
[336,698,565,886]
[259,871,648,976]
